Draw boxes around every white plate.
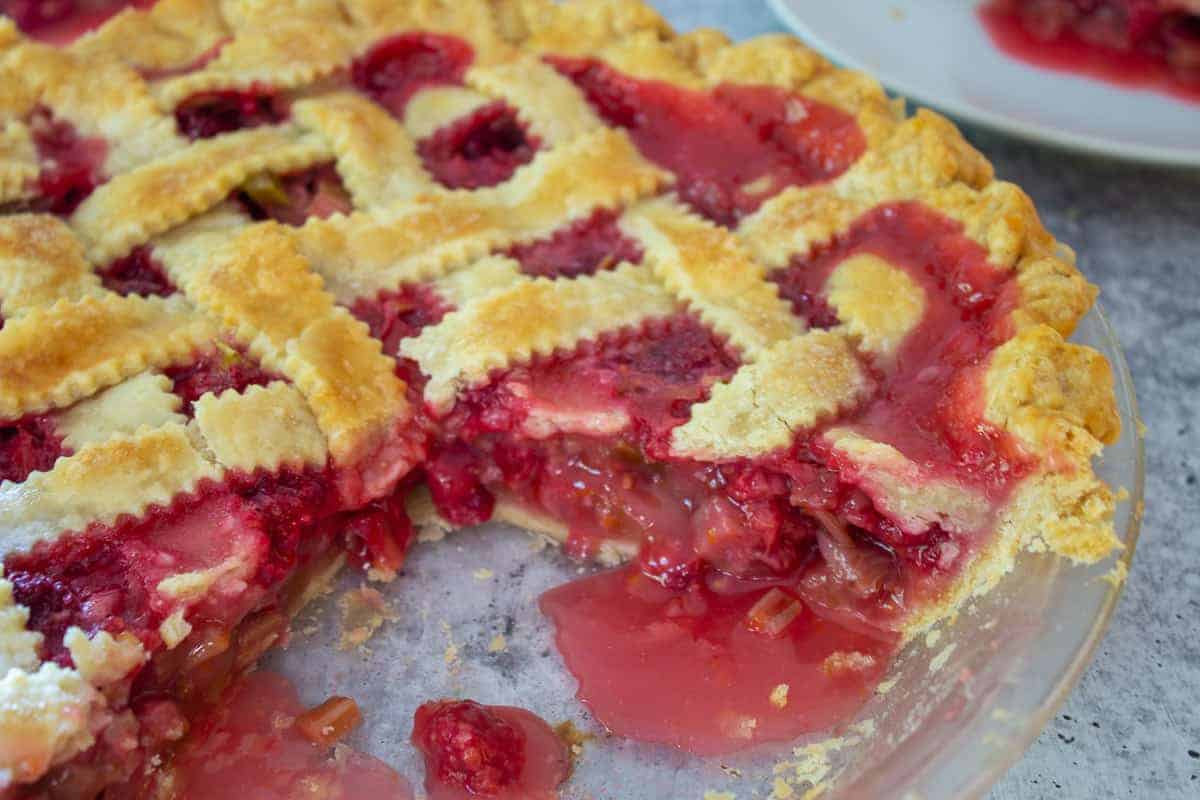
[767,0,1200,166]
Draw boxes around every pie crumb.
[1101,558,1128,587]
[473,568,494,580]
[553,720,593,764]
[417,527,447,543]
[488,633,508,653]
[820,651,877,677]
[337,585,398,651]
[875,674,900,695]
[771,719,875,799]
[929,643,958,672]
[770,683,790,709]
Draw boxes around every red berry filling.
[550,57,866,226]
[412,699,569,800]
[505,208,644,278]
[444,316,739,455]
[350,283,450,404]
[96,245,175,297]
[412,202,1031,753]
[4,468,338,664]
[351,284,450,361]
[0,412,65,484]
[4,0,153,45]
[27,105,107,215]
[351,32,475,118]
[771,202,1025,492]
[425,441,496,528]
[174,88,289,140]
[412,700,525,796]
[162,673,415,800]
[340,491,415,577]
[3,459,419,793]
[6,490,250,663]
[418,102,539,190]
[234,163,354,226]
[163,344,281,416]
[540,567,895,755]
[980,0,1200,101]
[229,469,340,588]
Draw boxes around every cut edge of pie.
[0,0,1123,795]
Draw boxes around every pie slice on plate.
[0,0,1122,796]
[985,0,1200,81]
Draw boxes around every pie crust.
[0,0,1121,795]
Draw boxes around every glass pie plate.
[266,304,1142,799]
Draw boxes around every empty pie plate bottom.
[265,304,1141,799]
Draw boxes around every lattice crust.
[0,0,1125,789]
[69,0,229,72]
[402,263,679,413]
[71,125,330,265]
[192,382,327,472]
[671,331,872,459]
[623,198,804,358]
[5,42,183,176]
[467,57,605,145]
[825,253,927,358]
[293,128,669,305]
[166,222,408,471]
[291,93,431,208]
[0,572,41,673]
[0,215,102,316]
[0,294,216,418]
[0,424,219,555]
[0,122,36,204]
[823,429,991,535]
[150,5,362,109]
[54,372,185,451]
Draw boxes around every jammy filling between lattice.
[0,1,1122,795]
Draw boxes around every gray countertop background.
[651,2,1199,797]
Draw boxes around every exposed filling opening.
[417,102,540,190]
[96,245,176,297]
[5,106,110,216]
[548,57,866,225]
[504,207,644,279]
[3,0,154,45]
[410,319,933,752]
[0,411,66,484]
[173,88,289,141]
[232,162,354,225]
[391,201,1027,753]
[351,32,475,118]
[163,342,281,416]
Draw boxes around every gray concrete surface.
[651,2,1200,797]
